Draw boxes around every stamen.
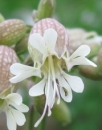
[49,56,61,104]
[51,82,56,108]
[34,100,48,127]
[48,107,52,116]
[34,66,51,127]
[54,81,60,104]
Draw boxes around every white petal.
[44,28,58,53]
[10,68,41,83]
[5,109,16,130]
[57,74,72,102]
[10,63,37,75]
[10,107,26,126]
[10,102,29,112]
[29,33,47,55]
[70,45,91,58]
[68,57,97,70]
[5,93,22,105]
[62,71,84,93]
[29,78,46,96]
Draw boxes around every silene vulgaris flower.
[10,18,97,127]
[0,45,29,130]
[0,93,29,130]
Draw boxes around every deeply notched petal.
[62,71,84,93]
[10,63,38,75]
[67,45,97,70]
[10,70,39,83]
[68,57,97,71]
[57,74,72,102]
[70,45,91,58]
[10,63,41,83]
[2,93,29,130]
[10,108,26,126]
[10,102,29,113]
[44,28,58,53]
[29,18,69,57]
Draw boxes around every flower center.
[41,55,61,105]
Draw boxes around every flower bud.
[0,45,18,94]
[0,19,27,46]
[34,0,55,22]
[28,18,68,62]
[79,65,102,80]
[52,100,71,126]
[0,13,5,23]
[15,34,29,54]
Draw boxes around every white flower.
[0,93,29,130]
[10,28,96,127]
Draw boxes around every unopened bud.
[79,65,102,80]
[0,19,27,46]
[0,45,18,94]
[34,0,55,22]
[52,100,71,126]
[0,14,5,23]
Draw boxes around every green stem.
[38,116,47,130]
[28,104,34,130]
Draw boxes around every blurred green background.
[1,0,102,34]
[0,0,102,130]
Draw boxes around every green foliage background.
[0,0,102,130]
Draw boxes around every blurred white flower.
[67,28,102,54]
[0,93,29,130]
[10,28,96,127]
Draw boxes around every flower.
[10,18,96,127]
[0,93,29,130]
[0,46,29,130]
